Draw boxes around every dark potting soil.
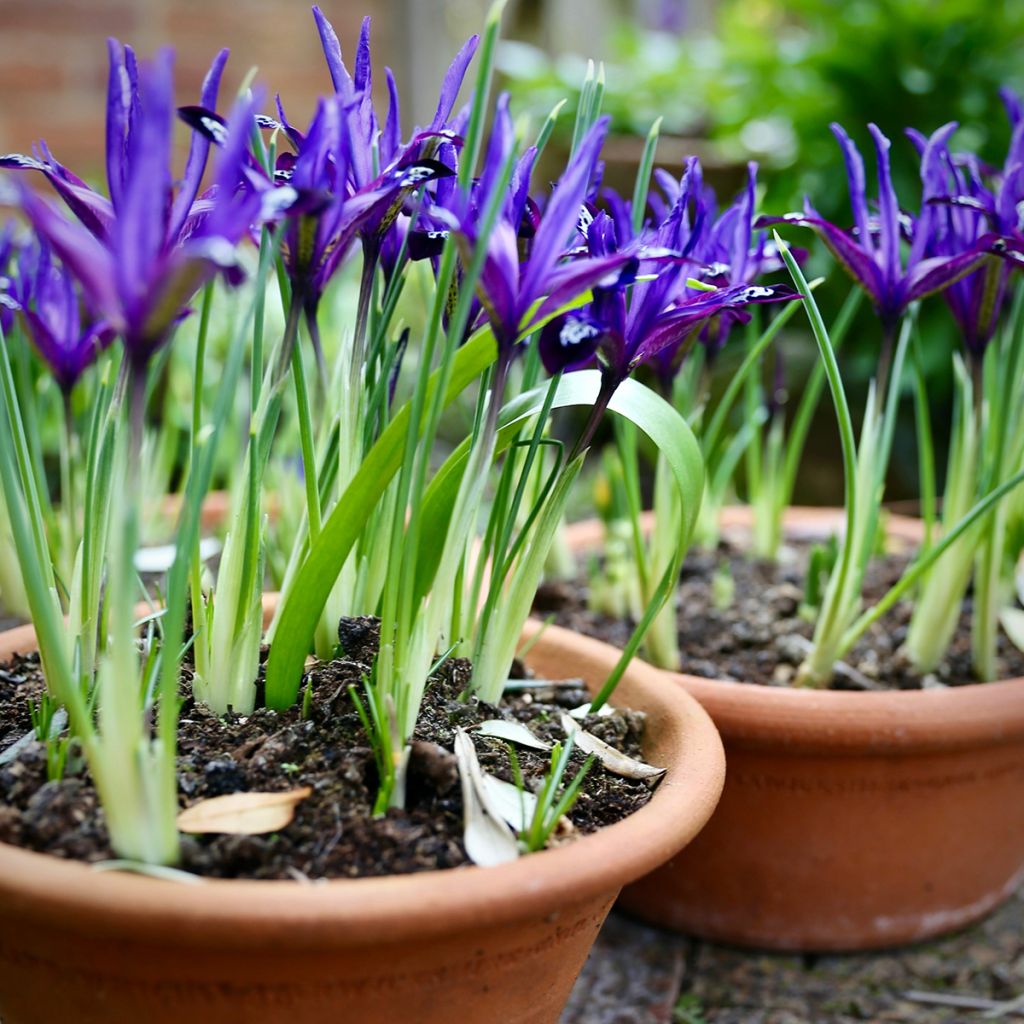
[0,617,655,878]
[537,526,1024,690]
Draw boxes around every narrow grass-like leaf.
[631,118,662,236]
[264,327,499,709]
[841,463,1024,653]
[702,281,818,465]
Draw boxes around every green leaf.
[413,371,704,608]
[472,453,584,703]
[631,117,662,236]
[263,327,499,709]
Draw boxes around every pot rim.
[562,506,1024,754]
[0,619,724,949]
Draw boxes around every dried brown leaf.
[176,787,312,835]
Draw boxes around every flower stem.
[59,390,76,583]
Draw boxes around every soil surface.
[0,617,655,878]
[538,526,1024,690]
[563,888,1024,1023]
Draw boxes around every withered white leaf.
[1000,606,1024,654]
[454,729,519,866]
[134,536,220,574]
[567,701,615,720]
[560,713,665,781]
[476,718,551,750]
[176,787,312,835]
[481,772,538,832]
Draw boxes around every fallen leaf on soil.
[560,714,665,781]
[454,729,520,866]
[176,787,312,835]
[476,718,551,749]
[134,536,220,574]
[481,772,538,831]
[567,701,614,720]
[1001,606,1024,654]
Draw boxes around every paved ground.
[565,888,1024,1023]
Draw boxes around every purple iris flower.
[439,101,636,357]
[693,165,796,283]
[172,12,475,368]
[907,99,1024,356]
[540,158,796,385]
[178,90,458,379]
[759,123,993,342]
[279,101,454,300]
[313,9,477,178]
[311,9,478,254]
[7,239,114,392]
[688,162,801,355]
[2,42,258,369]
[0,223,19,336]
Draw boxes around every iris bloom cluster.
[0,5,711,865]
[762,112,1024,687]
[2,0,1024,877]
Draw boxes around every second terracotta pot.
[563,506,1024,951]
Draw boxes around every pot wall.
[0,619,724,1023]
[620,690,1024,950]
[565,506,1024,951]
[0,882,612,1024]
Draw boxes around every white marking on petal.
[399,164,436,186]
[261,185,298,219]
[117,65,132,113]
[202,116,228,146]
[560,318,600,348]
[195,236,239,268]
[736,286,777,301]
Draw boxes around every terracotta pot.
[562,506,1024,951]
[0,619,724,1024]
[158,489,233,532]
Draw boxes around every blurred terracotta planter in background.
[563,506,1024,951]
[0,616,724,1024]
[158,489,233,531]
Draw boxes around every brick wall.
[0,0,395,176]
[0,0,624,181]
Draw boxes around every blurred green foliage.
[504,0,1024,217]
[699,0,1024,215]
[504,0,1024,501]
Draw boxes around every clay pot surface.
[563,506,1024,951]
[0,618,724,1024]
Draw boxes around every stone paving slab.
[563,913,688,1023]
[572,887,1023,1023]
